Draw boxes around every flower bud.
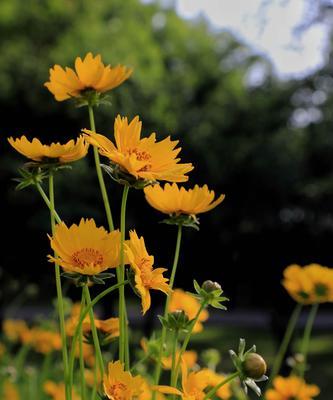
[202,280,222,292]
[242,353,267,379]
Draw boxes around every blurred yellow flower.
[22,328,62,354]
[169,289,209,333]
[144,183,225,216]
[83,115,193,183]
[8,135,88,163]
[139,378,166,400]
[3,380,20,400]
[103,360,145,399]
[203,369,232,400]
[45,52,132,101]
[2,319,29,342]
[95,317,120,340]
[282,264,333,304]
[125,230,170,314]
[155,360,210,399]
[265,375,320,400]
[162,350,197,370]
[44,380,80,400]
[48,219,121,275]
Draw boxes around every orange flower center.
[109,382,127,400]
[138,257,153,286]
[72,248,104,268]
[128,148,152,171]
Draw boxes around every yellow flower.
[44,52,132,101]
[2,319,29,342]
[44,380,80,400]
[23,328,62,354]
[3,380,20,400]
[265,375,320,400]
[103,360,145,399]
[144,183,225,216]
[48,219,121,275]
[95,317,120,340]
[125,230,170,314]
[282,264,333,304]
[203,369,232,400]
[162,350,198,370]
[155,360,210,400]
[139,379,166,400]
[169,289,209,333]
[8,135,88,163]
[83,115,193,183]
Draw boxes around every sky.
[174,0,332,79]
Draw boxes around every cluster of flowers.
[1,52,332,400]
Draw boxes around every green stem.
[299,303,319,378]
[153,224,182,391]
[15,344,30,378]
[203,371,239,400]
[68,281,128,389]
[268,303,302,387]
[88,105,114,231]
[83,285,105,376]
[119,184,130,368]
[170,331,179,388]
[173,302,207,383]
[79,293,87,400]
[35,182,61,224]
[49,171,71,400]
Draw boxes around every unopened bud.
[202,280,221,292]
[242,353,267,379]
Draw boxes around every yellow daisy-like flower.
[169,289,209,333]
[45,52,132,101]
[203,369,232,400]
[103,360,145,400]
[282,263,333,304]
[155,360,210,400]
[2,319,29,342]
[44,381,80,400]
[144,183,225,216]
[265,375,320,400]
[48,218,121,275]
[83,115,193,183]
[8,135,88,163]
[22,328,62,354]
[125,230,170,314]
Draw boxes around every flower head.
[168,289,209,333]
[125,230,170,314]
[282,263,333,304]
[23,328,62,354]
[45,52,132,102]
[144,183,225,216]
[265,375,320,400]
[2,319,29,342]
[203,369,232,400]
[83,115,193,185]
[103,360,145,399]
[162,350,198,370]
[8,136,88,164]
[48,218,121,276]
[3,380,20,400]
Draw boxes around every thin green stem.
[170,331,179,388]
[203,372,239,400]
[299,303,319,378]
[153,224,182,392]
[35,182,61,224]
[268,303,303,387]
[174,301,207,381]
[79,293,87,400]
[83,285,105,376]
[49,171,71,400]
[68,281,128,389]
[15,344,30,378]
[119,184,130,369]
[88,105,114,231]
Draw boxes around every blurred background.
[0,0,333,397]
